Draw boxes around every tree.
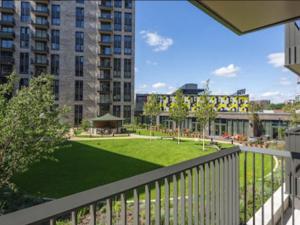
[248,102,263,137]
[0,73,68,190]
[143,94,160,138]
[283,102,300,128]
[195,80,216,151]
[170,90,189,144]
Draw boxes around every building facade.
[136,86,291,139]
[0,0,135,125]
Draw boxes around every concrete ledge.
[247,185,289,225]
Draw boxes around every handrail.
[0,146,240,225]
[240,146,300,159]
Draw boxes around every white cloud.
[279,77,292,86]
[267,52,284,68]
[146,60,158,66]
[152,82,167,89]
[213,64,239,77]
[261,91,280,97]
[140,30,174,52]
[141,84,148,89]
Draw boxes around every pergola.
[90,113,124,134]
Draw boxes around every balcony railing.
[0,18,15,26]
[31,20,49,28]
[0,30,15,38]
[0,4,15,13]
[0,44,15,51]
[31,6,49,16]
[31,45,49,53]
[0,145,299,225]
[0,56,14,64]
[31,32,49,41]
[98,1,113,9]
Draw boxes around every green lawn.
[12,139,274,202]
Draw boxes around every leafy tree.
[248,102,263,137]
[195,80,216,151]
[170,90,189,144]
[0,73,68,190]
[283,102,300,128]
[81,119,91,132]
[143,94,160,138]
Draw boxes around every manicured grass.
[12,138,274,203]
[13,139,220,198]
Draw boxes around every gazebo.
[90,113,124,135]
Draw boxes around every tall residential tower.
[0,0,135,125]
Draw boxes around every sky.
[134,0,299,103]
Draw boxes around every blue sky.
[135,0,299,103]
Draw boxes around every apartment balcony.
[98,62,112,69]
[0,30,15,39]
[98,1,113,10]
[98,52,112,58]
[0,44,14,51]
[33,0,49,3]
[0,18,15,26]
[31,6,49,17]
[1,143,300,225]
[31,20,49,29]
[98,95,112,104]
[0,56,14,64]
[31,58,48,66]
[31,45,49,54]
[98,25,113,34]
[98,14,113,22]
[97,73,112,81]
[31,32,49,41]
[98,39,112,46]
[98,89,111,95]
[0,4,15,14]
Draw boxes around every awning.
[91,113,124,122]
[190,0,300,35]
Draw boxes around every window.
[2,0,14,8]
[113,105,121,117]
[113,82,121,102]
[19,53,29,74]
[75,56,84,76]
[51,30,60,50]
[35,54,47,64]
[34,41,47,51]
[76,0,84,3]
[125,0,132,9]
[75,80,83,101]
[74,105,83,126]
[124,59,132,78]
[114,11,122,31]
[75,32,84,52]
[51,54,59,75]
[124,13,132,32]
[20,27,29,48]
[114,0,122,8]
[53,80,59,101]
[124,82,131,102]
[123,105,131,123]
[21,2,30,22]
[124,36,132,55]
[76,7,84,28]
[114,35,121,54]
[51,5,60,25]
[113,58,121,78]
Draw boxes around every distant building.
[251,100,271,107]
[173,83,204,95]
